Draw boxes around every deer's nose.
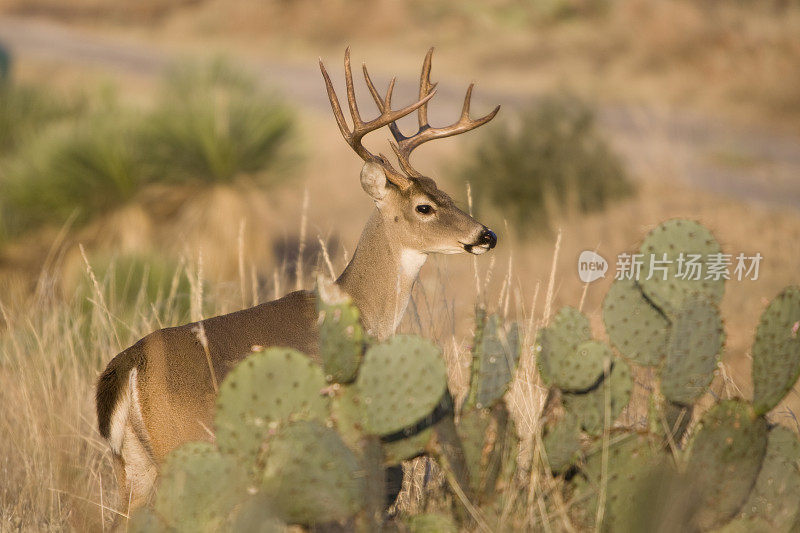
[479,228,497,249]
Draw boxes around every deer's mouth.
[461,228,497,255]
[463,243,491,255]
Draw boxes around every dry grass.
[1,169,797,530]
[0,25,798,529]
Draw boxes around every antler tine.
[418,48,435,129]
[321,49,438,188]
[394,82,500,172]
[362,48,499,178]
[319,58,353,146]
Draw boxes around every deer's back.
[127,289,319,461]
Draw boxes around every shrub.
[0,112,147,237]
[0,82,84,155]
[141,59,298,185]
[457,94,633,234]
[0,60,299,241]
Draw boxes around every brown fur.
[95,290,318,480]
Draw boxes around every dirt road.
[1,16,798,209]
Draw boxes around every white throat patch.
[399,249,427,280]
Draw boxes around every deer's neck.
[336,209,426,340]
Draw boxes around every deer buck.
[96,48,499,515]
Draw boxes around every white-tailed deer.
[96,48,499,514]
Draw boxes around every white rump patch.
[107,368,137,454]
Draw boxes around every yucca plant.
[0,111,147,236]
[141,59,298,185]
[0,82,84,155]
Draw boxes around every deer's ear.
[360,162,390,201]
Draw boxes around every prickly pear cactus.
[154,442,249,532]
[230,494,286,533]
[465,312,521,409]
[686,400,768,530]
[536,306,595,390]
[316,278,366,383]
[354,335,447,436]
[406,513,458,533]
[128,509,169,533]
[542,412,582,473]
[751,286,800,415]
[259,420,364,525]
[457,407,492,492]
[603,278,670,366]
[729,425,800,531]
[571,431,671,531]
[638,219,725,316]
[382,426,433,465]
[658,299,724,405]
[215,347,329,464]
[562,356,633,436]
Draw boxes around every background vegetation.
[0,0,798,530]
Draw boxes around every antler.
[363,48,500,178]
[320,48,436,189]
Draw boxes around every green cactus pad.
[573,431,672,531]
[686,400,768,530]
[562,357,633,436]
[259,420,364,524]
[638,219,725,315]
[154,442,249,532]
[536,306,593,389]
[751,286,800,414]
[658,299,724,405]
[329,385,365,452]
[542,412,582,474]
[229,494,286,533]
[215,348,329,464]
[406,513,458,533]
[714,517,773,533]
[734,425,800,530]
[316,280,366,383]
[128,508,170,533]
[467,314,521,409]
[382,427,432,466]
[603,279,670,366]
[457,407,493,492]
[354,335,447,436]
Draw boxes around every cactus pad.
[457,407,493,492]
[154,442,249,532]
[316,279,366,383]
[573,431,671,531]
[354,335,447,436]
[215,348,329,464]
[259,420,364,524]
[467,314,521,409]
[542,412,582,474]
[128,509,169,533]
[751,286,800,414]
[329,384,366,452]
[658,299,724,405]
[562,357,633,436]
[536,306,593,389]
[230,494,286,533]
[734,425,800,530]
[406,513,458,533]
[638,219,724,315]
[603,279,670,366]
[686,400,768,530]
[382,427,433,466]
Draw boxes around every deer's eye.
[416,204,433,215]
